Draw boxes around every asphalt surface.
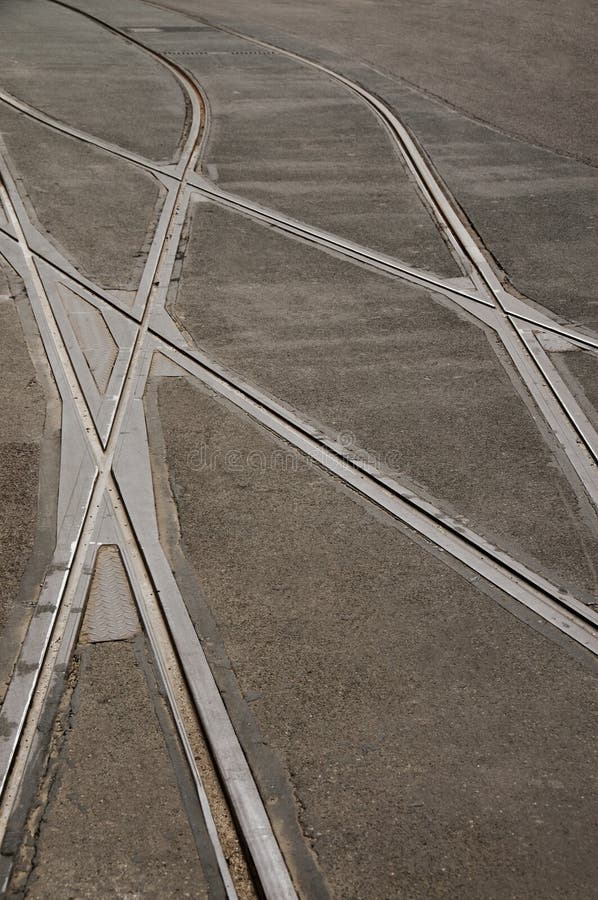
[162,27,458,273]
[159,0,598,165]
[21,638,212,899]
[0,265,46,700]
[173,201,598,598]
[0,0,186,161]
[157,0,598,330]
[0,103,164,293]
[0,0,597,897]
[385,86,598,329]
[155,375,598,900]
[553,349,598,422]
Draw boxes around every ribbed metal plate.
[82,545,139,643]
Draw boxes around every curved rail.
[1,2,598,897]
[0,3,297,898]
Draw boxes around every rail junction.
[0,1,596,897]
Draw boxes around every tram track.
[3,98,598,506]
[2,179,598,623]
[3,77,598,351]
[146,8,598,504]
[3,196,597,649]
[132,2,598,505]
[1,0,598,895]
[0,7,297,895]
[3,0,598,544]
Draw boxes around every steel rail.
[5,169,598,360]
[0,0,202,844]
[0,110,199,801]
[1,4,298,896]
[0,87,491,309]
[0,184,248,894]
[0,147,243,900]
[3,36,598,357]
[0,88,174,175]
[2,3,598,892]
[3,0,597,594]
[139,8,598,499]
[3,0,596,642]
[0,466,239,900]
[87,0,598,510]
[4,203,596,649]
[4,30,598,354]
[148,330,598,647]
[0,4,595,895]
